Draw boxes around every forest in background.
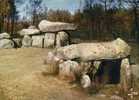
[0,0,138,41]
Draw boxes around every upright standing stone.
[44,33,55,48]
[32,35,44,48]
[56,31,69,48]
[120,58,131,92]
[22,35,32,47]
[59,60,80,82]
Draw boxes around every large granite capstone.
[38,20,77,32]
[55,38,131,61]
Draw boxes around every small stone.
[81,74,91,88]
[59,60,80,82]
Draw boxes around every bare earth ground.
[0,46,139,100]
[0,48,112,100]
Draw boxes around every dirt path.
[0,48,110,100]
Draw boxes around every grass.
[0,48,107,100]
[0,42,138,100]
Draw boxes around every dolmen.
[46,38,132,92]
[19,20,77,48]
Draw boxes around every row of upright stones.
[19,20,77,48]
[0,20,77,49]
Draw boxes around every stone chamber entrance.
[89,59,122,84]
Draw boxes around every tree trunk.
[11,15,15,36]
[133,6,139,41]
[6,16,10,33]
[1,14,5,32]
[0,15,2,33]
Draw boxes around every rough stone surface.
[0,32,10,39]
[22,35,32,47]
[32,35,44,48]
[13,38,22,47]
[46,52,54,63]
[81,74,91,88]
[38,20,77,32]
[46,51,60,64]
[0,39,14,49]
[19,29,40,36]
[56,38,131,61]
[59,60,80,81]
[44,33,55,48]
[56,44,79,60]
[56,31,69,48]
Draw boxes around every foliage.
[47,9,72,23]
[0,0,138,41]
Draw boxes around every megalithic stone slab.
[38,20,77,32]
[56,38,131,61]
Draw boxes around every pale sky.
[16,0,84,19]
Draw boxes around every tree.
[0,0,10,33]
[0,0,19,35]
[47,9,72,23]
[9,0,17,35]
[124,0,139,41]
[29,0,43,26]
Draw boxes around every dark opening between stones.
[94,59,122,84]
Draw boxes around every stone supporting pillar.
[120,58,132,92]
[65,31,71,45]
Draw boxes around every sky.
[16,0,84,19]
